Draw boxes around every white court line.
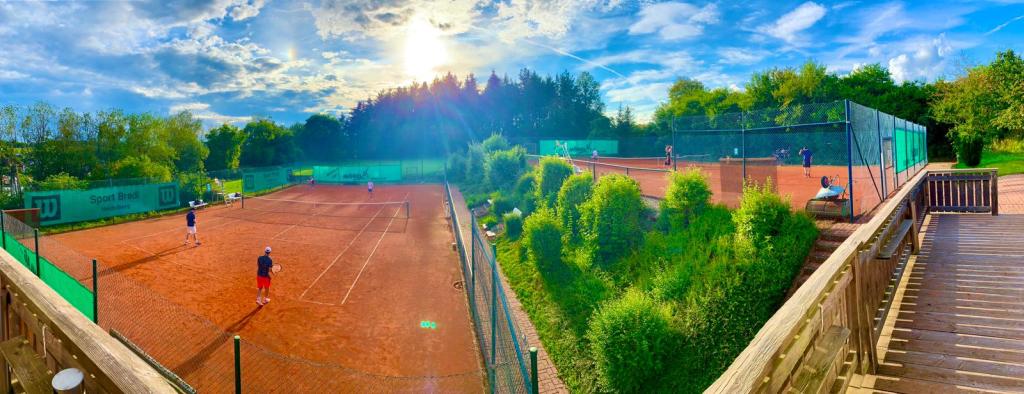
[339,193,409,305]
[297,193,405,300]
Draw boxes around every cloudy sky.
[0,0,1022,126]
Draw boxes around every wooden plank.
[0,337,52,394]
[884,349,1024,381]
[894,316,1024,341]
[887,336,1024,364]
[889,328,1024,351]
[877,221,912,259]
[868,373,1005,394]
[876,362,1024,392]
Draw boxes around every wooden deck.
[852,213,1024,393]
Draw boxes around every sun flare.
[403,18,448,81]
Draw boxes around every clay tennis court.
[44,184,484,392]
[566,156,890,216]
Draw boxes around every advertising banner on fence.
[243,167,289,192]
[539,140,619,156]
[313,165,402,183]
[25,183,180,226]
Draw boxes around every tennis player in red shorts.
[256,246,273,305]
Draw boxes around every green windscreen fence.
[24,183,180,226]
[1,217,94,321]
[243,167,289,193]
[894,128,926,172]
[539,140,619,156]
[313,165,402,183]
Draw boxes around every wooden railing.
[0,250,178,393]
[706,168,999,394]
[925,169,999,215]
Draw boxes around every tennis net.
[240,196,411,219]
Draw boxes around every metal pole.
[530,347,539,394]
[33,229,40,276]
[92,259,98,324]
[490,263,497,367]
[671,116,677,172]
[741,111,747,181]
[876,109,886,197]
[845,100,855,223]
[234,335,241,394]
[892,115,899,187]
[1,212,5,250]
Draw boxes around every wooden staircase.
[785,220,859,299]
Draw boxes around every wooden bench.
[0,336,53,394]
[188,200,208,209]
[877,220,913,260]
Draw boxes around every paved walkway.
[999,174,1024,213]
[448,186,568,394]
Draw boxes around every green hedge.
[535,157,574,208]
[579,174,645,269]
[556,173,593,244]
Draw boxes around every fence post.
[1,212,5,250]
[530,347,539,394]
[876,109,886,197]
[234,335,242,394]
[741,111,747,181]
[92,259,98,324]
[490,253,497,369]
[591,161,596,182]
[845,100,855,223]
[33,229,40,276]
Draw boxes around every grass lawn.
[955,150,1024,176]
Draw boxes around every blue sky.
[0,0,1022,127]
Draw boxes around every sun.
[403,18,448,81]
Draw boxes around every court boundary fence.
[445,181,537,393]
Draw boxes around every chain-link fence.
[526,100,928,221]
[444,182,534,393]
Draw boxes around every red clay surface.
[47,184,484,392]
[570,157,912,216]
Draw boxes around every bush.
[485,146,527,191]
[36,172,88,191]
[588,290,677,393]
[579,174,645,268]
[733,180,790,250]
[535,157,574,208]
[465,143,486,183]
[556,173,593,243]
[504,212,524,240]
[446,152,467,182]
[513,173,538,214]
[954,132,984,166]
[112,155,173,182]
[176,171,212,203]
[659,169,711,232]
[481,133,510,153]
[523,208,562,274]
[490,192,513,217]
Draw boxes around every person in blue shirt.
[184,207,200,246]
[799,147,813,177]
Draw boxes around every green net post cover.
[25,183,180,226]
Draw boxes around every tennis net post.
[405,201,411,219]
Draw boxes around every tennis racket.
[272,264,282,274]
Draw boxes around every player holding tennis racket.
[256,246,280,306]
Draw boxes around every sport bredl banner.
[25,183,180,226]
[313,165,402,183]
[539,140,619,156]
[243,167,289,192]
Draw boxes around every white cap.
[264,246,272,253]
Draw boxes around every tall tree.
[205,123,246,171]
[239,118,297,167]
[296,114,345,162]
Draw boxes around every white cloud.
[628,2,719,40]
[0,70,28,79]
[170,102,250,126]
[230,0,265,21]
[756,2,826,46]
[717,47,770,65]
[887,34,953,83]
[170,102,211,113]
